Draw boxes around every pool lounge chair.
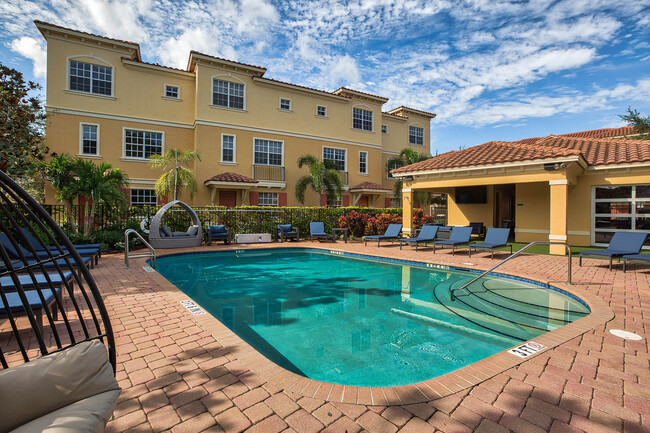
[579,232,647,270]
[622,253,650,272]
[468,228,512,259]
[364,224,402,247]
[13,228,101,264]
[1,233,99,268]
[309,222,331,242]
[399,225,439,251]
[276,224,300,242]
[206,225,231,245]
[432,226,473,255]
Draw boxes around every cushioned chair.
[399,225,439,251]
[579,232,647,270]
[0,233,99,268]
[13,228,101,265]
[309,222,330,242]
[468,228,512,259]
[432,226,473,255]
[276,224,299,242]
[148,200,203,248]
[207,225,231,245]
[622,253,650,272]
[364,224,402,247]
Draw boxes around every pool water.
[156,249,589,387]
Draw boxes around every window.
[212,79,244,109]
[353,107,373,131]
[221,135,235,162]
[69,60,112,96]
[279,98,291,110]
[390,197,401,208]
[80,124,99,155]
[593,185,650,246]
[381,125,387,134]
[359,151,368,174]
[327,197,343,208]
[124,129,163,159]
[165,85,179,99]
[258,192,278,207]
[317,105,327,117]
[387,160,401,179]
[409,125,424,145]
[323,147,346,171]
[254,139,283,166]
[131,189,157,206]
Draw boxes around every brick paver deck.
[13,241,650,432]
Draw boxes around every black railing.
[253,165,285,181]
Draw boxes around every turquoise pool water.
[155,249,589,387]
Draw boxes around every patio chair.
[468,228,512,259]
[469,222,485,238]
[364,224,402,247]
[432,226,473,255]
[276,224,300,242]
[309,222,331,242]
[399,225,439,251]
[579,232,647,270]
[13,228,101,264]
[206,225,231,245]
[1,232,100,268]
[622,253,650,272]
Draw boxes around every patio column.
[403,188,413,235]
[549,180,568,255]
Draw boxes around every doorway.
[219,190,237,208]
[494,184,515,232]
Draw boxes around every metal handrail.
[450,241,572,301]
[124,228,156,269]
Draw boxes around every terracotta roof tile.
[382,111,409,119]
[349,182,392,191]
[204,172,258,184]
[387,105,437,118]
[333,87,389,102]
[189,51,267,74]
[555,126,637,139]
[34,20,140,48]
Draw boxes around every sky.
[1,0,649,155]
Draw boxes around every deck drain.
[609,329,643,340]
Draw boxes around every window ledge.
[219,161,237,165]
[278,108,293,113]
[209,105,248,113]
[162,96,182,102]
[409,142,424,146]
[77,154,102,159]
[121,157,152,163]
[358,172,369,176]
[64,89,115,100]
[315,115,329,120]
[351,128,375,134]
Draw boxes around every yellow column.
[403,188,414,236]
[549,180,568,255]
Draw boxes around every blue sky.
[1,0,649,155]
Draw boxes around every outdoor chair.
[13,228,101,265]
[309,222,331,242]
[579,232,647,270]
[468,228,512,259]
[432,226,473,255]
[399,225,439,251]
[206,225,231,245]
[622,253,650,272]
[0,233,100,268]
[364,223,402,247]
[276,224,300,242]
[469,222,485,238]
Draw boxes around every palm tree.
[44,153,80,233]
[74,159,129,238]
[295,154,344,207]
[387,149,431,207]
[150,149,201,201]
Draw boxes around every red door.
[219,190,237,208]
[358,196,368,207]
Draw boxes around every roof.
[204,172,258,184]
[332,87,389,103]
[553,126,637,139]
[188,51,267,76]
[349,182,393,192]
[387,106,437,119]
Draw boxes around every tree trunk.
[64,200,78,234]
[83,200,91,238]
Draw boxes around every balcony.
[253,164,285,181]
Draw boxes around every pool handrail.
[450,241,572,301]
[124,228,156,269]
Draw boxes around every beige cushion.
[9,390,121,433]
[0,341,120,432]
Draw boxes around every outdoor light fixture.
[543,162,567,171]
[405,175,414,181]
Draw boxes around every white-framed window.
[79,123,99,156]
[124,129,163,159]
[359,151,368,174]
[221,134,236,163]
[317,105,327,117]
[390,197,401,207]
[212,78,244,109]
[254,139,283,166]
[381,125,388,134]
[279,98,292,110]
[323,147,346,171]
[592,185,650,246]
[353,107,373,131]
[327,197,343,208]
[165,84,180,99]
[387,160,401,179]
[69,60,112,96]
[131,189,157,206]
[258,192,278,207]
[409,125,424,145]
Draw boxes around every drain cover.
[609,329,643,340]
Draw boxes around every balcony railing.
[253,164,285,181]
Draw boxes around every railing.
[124,229,156,269]
[253,164,285,181]
[450,241,572,301]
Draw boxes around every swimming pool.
[156,249,590,387]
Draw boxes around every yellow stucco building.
[392,127,650,253]
[36,21,435,208]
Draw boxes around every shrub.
[412,208,435,229]
[365,212,402,235]
[338,211,370,237]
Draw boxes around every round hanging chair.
[148,200,203,249]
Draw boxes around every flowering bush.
[412,208,436,229]
[366,212,403,235]
[338,210,370,237]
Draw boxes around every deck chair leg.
[491,250,494,260]
[452,246,455,255]
[609,258,612,271]
[623,259,626,273]
[579,256,582,266]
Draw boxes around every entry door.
[219,190,237,208]
[494,185,515,230]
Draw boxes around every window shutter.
[279,192,287,207]
[321,194,326,207]
[250,191,258,206]
[385,197,391,208]
[342,195,349,207]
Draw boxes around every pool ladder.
[450,241,572,301]
[124,229,156,269]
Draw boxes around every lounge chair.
[206,225,231,245]
[468,228,512,259]
[622,253,650,272]
[364,224,402,247]
[399,225,439,251]
[1,233,100,268]
[309,222,331,242]
[13,228,101,264]
[579,232,647,270]
[432,226,473,255]
[276,224,299,242]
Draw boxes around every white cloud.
[10,37,47,78]
[326,55,361,87]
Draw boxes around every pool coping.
[148,244,614,406]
